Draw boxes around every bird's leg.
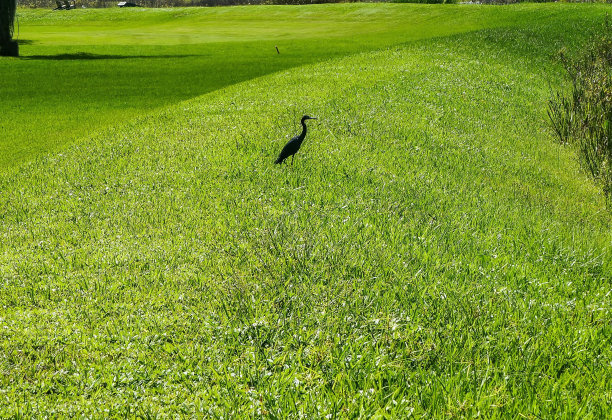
[291,155,294,165]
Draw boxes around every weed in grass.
[548,20,612,203]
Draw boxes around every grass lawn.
[0,3,602,167]
[1,3,611,418]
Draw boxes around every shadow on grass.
[22,52,201,60]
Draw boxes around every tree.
[0,0,18,57]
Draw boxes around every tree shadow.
[22,52,200,60]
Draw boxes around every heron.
[275,115,317,165]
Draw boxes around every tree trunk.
[0,0,18,57]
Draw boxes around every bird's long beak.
[310,117,318,120]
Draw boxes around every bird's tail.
[274,156,283,164]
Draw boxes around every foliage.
[19,0,371,7]
[17,0,611,7]
[548,20,612,202]
[477,0,611,4]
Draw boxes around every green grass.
[1,3,611,418]
[0,3,602,168]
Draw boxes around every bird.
[275,115,317,165]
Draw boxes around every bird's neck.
[299,120,307,140]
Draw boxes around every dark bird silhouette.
[275,115,317,165]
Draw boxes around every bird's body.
[275,115,316,164]
[275,135,303,165]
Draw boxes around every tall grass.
[548,21,612,202]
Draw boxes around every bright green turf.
[0,3,603,168]
[1,3,611,418]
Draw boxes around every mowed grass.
[1,3,611,418]
[0,3,603,167]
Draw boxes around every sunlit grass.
[1,3,606,167]
[0,3,610,418]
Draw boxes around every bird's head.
[301,115,317,122]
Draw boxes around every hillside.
[1,4,611,417]
[1,3,606,167]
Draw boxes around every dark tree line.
[0,0,18,56]
[14,0,612,8]
[18,0,366,7]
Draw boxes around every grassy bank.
[1,3,611,417]
[0,4,605,167]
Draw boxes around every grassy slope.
[0,4,599,168]
[1,4,611,418]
